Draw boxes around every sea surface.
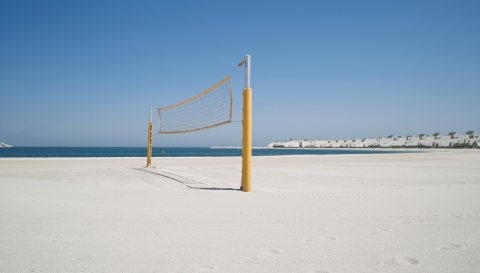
[0,147,412,158]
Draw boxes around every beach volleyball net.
[157,76,233,134]
[153,55,252,192]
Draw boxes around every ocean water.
[0,147,412,158]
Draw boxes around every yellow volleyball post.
[239,55,252,192]
[146,107,153,167]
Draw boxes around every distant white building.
[268,131,479,149]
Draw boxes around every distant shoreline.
[0,147,416,158]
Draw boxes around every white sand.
[1,150,480,273]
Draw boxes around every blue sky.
[1,0,479,147]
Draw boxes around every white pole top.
[245,55,251,89]
[238,55,251,89]
[149,106,152,123]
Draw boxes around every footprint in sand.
[385,256,419,266]
[369,228,390,236]
[268,249,280,255]
[247,248,280,259]
[176,265,214,273]
[437,243,464,250]
[303,237,336,243]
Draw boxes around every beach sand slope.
[1,150,479,273]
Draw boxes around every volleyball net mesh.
[157,76,233,134]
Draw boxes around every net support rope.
[157,76,233,134]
